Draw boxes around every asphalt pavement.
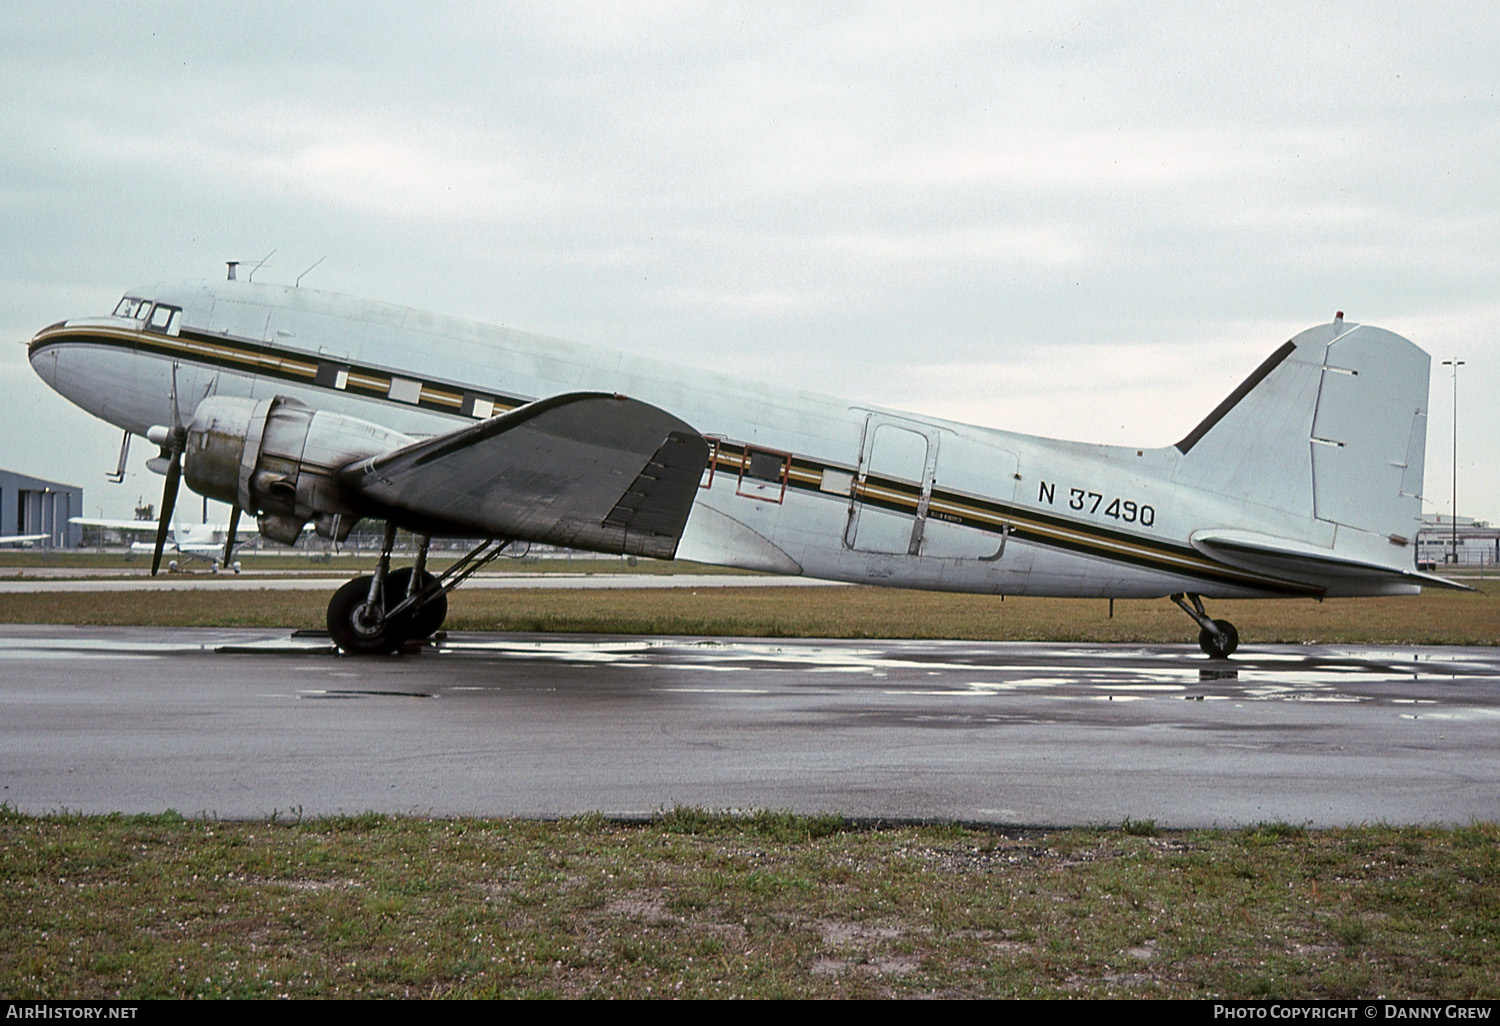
[4,625,1496,827]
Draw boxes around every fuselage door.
[844,415,939,554]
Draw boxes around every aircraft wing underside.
[339,391,711,559]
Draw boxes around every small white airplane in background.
[69,517,254,572]
[29,271,1464,655]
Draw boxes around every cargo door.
[844,415,938,554]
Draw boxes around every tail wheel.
[386,567,448,640]
[1198,619,1239,659]
[327,575,405,655]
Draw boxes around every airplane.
[0,534,50,547]
[27,273,1465,656]
[68,517,254,572]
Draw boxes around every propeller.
[149,424,186,575]
[222,504,240,569]
[147,365,187,576]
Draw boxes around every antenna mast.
[246,249,277,282]
[295,256,328,287]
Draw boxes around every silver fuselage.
[30,279,1426,599]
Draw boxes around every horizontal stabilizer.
[1191,529,1473,591]
[1171,321,1439,592]
[341,392,709,558]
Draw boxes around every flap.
[341,392,710,558]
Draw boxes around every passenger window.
[735,445,791,503]
[747,451,785,482]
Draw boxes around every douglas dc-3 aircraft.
[28,273,1462,656]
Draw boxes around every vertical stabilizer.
[1173,321,1430,569]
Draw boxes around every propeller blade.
[222,505,241,567]
[151,427,186,576]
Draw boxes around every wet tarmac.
[2,624,1497,827]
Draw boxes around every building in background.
[0,469,83,548]
[1416,514,1498,568]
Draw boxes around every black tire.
[327,575,405,655]
[1198,619,1239,659]
[386,567,448,640]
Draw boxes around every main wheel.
[1198,618,1239,659]
[385,567,448,640]
[327,575,406,655]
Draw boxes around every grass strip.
[2,809,1495,999]
[0,580,1493,646]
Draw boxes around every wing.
[339,391,710,559]
[70,519,253,537]
[70,518,161,532]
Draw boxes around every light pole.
[1441,358,1464,565]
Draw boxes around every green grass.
[0,578,1493,646]
[2,809,1495,999]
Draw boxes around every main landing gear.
[326,525,514,655]
[1170,592,1239,659]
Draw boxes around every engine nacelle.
[183,396,413,543]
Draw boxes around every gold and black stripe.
[31,324,528,422]
[700,442,1317,595]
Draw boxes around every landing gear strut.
[325,528,513,655]
[1170,593,1239,659]
[386,535,446,641]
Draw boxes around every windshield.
[112,296,151,320]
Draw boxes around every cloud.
[1,2,1497,522]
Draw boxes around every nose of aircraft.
[28,324,61,389]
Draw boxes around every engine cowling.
[183,396,413,543]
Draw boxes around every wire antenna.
[296,256,328,287]
[246,249,277,282]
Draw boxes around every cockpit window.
[146,304,181,336]
[113,297,150,320]
[111,296,181,335]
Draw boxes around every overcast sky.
[3,2,1496,527]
